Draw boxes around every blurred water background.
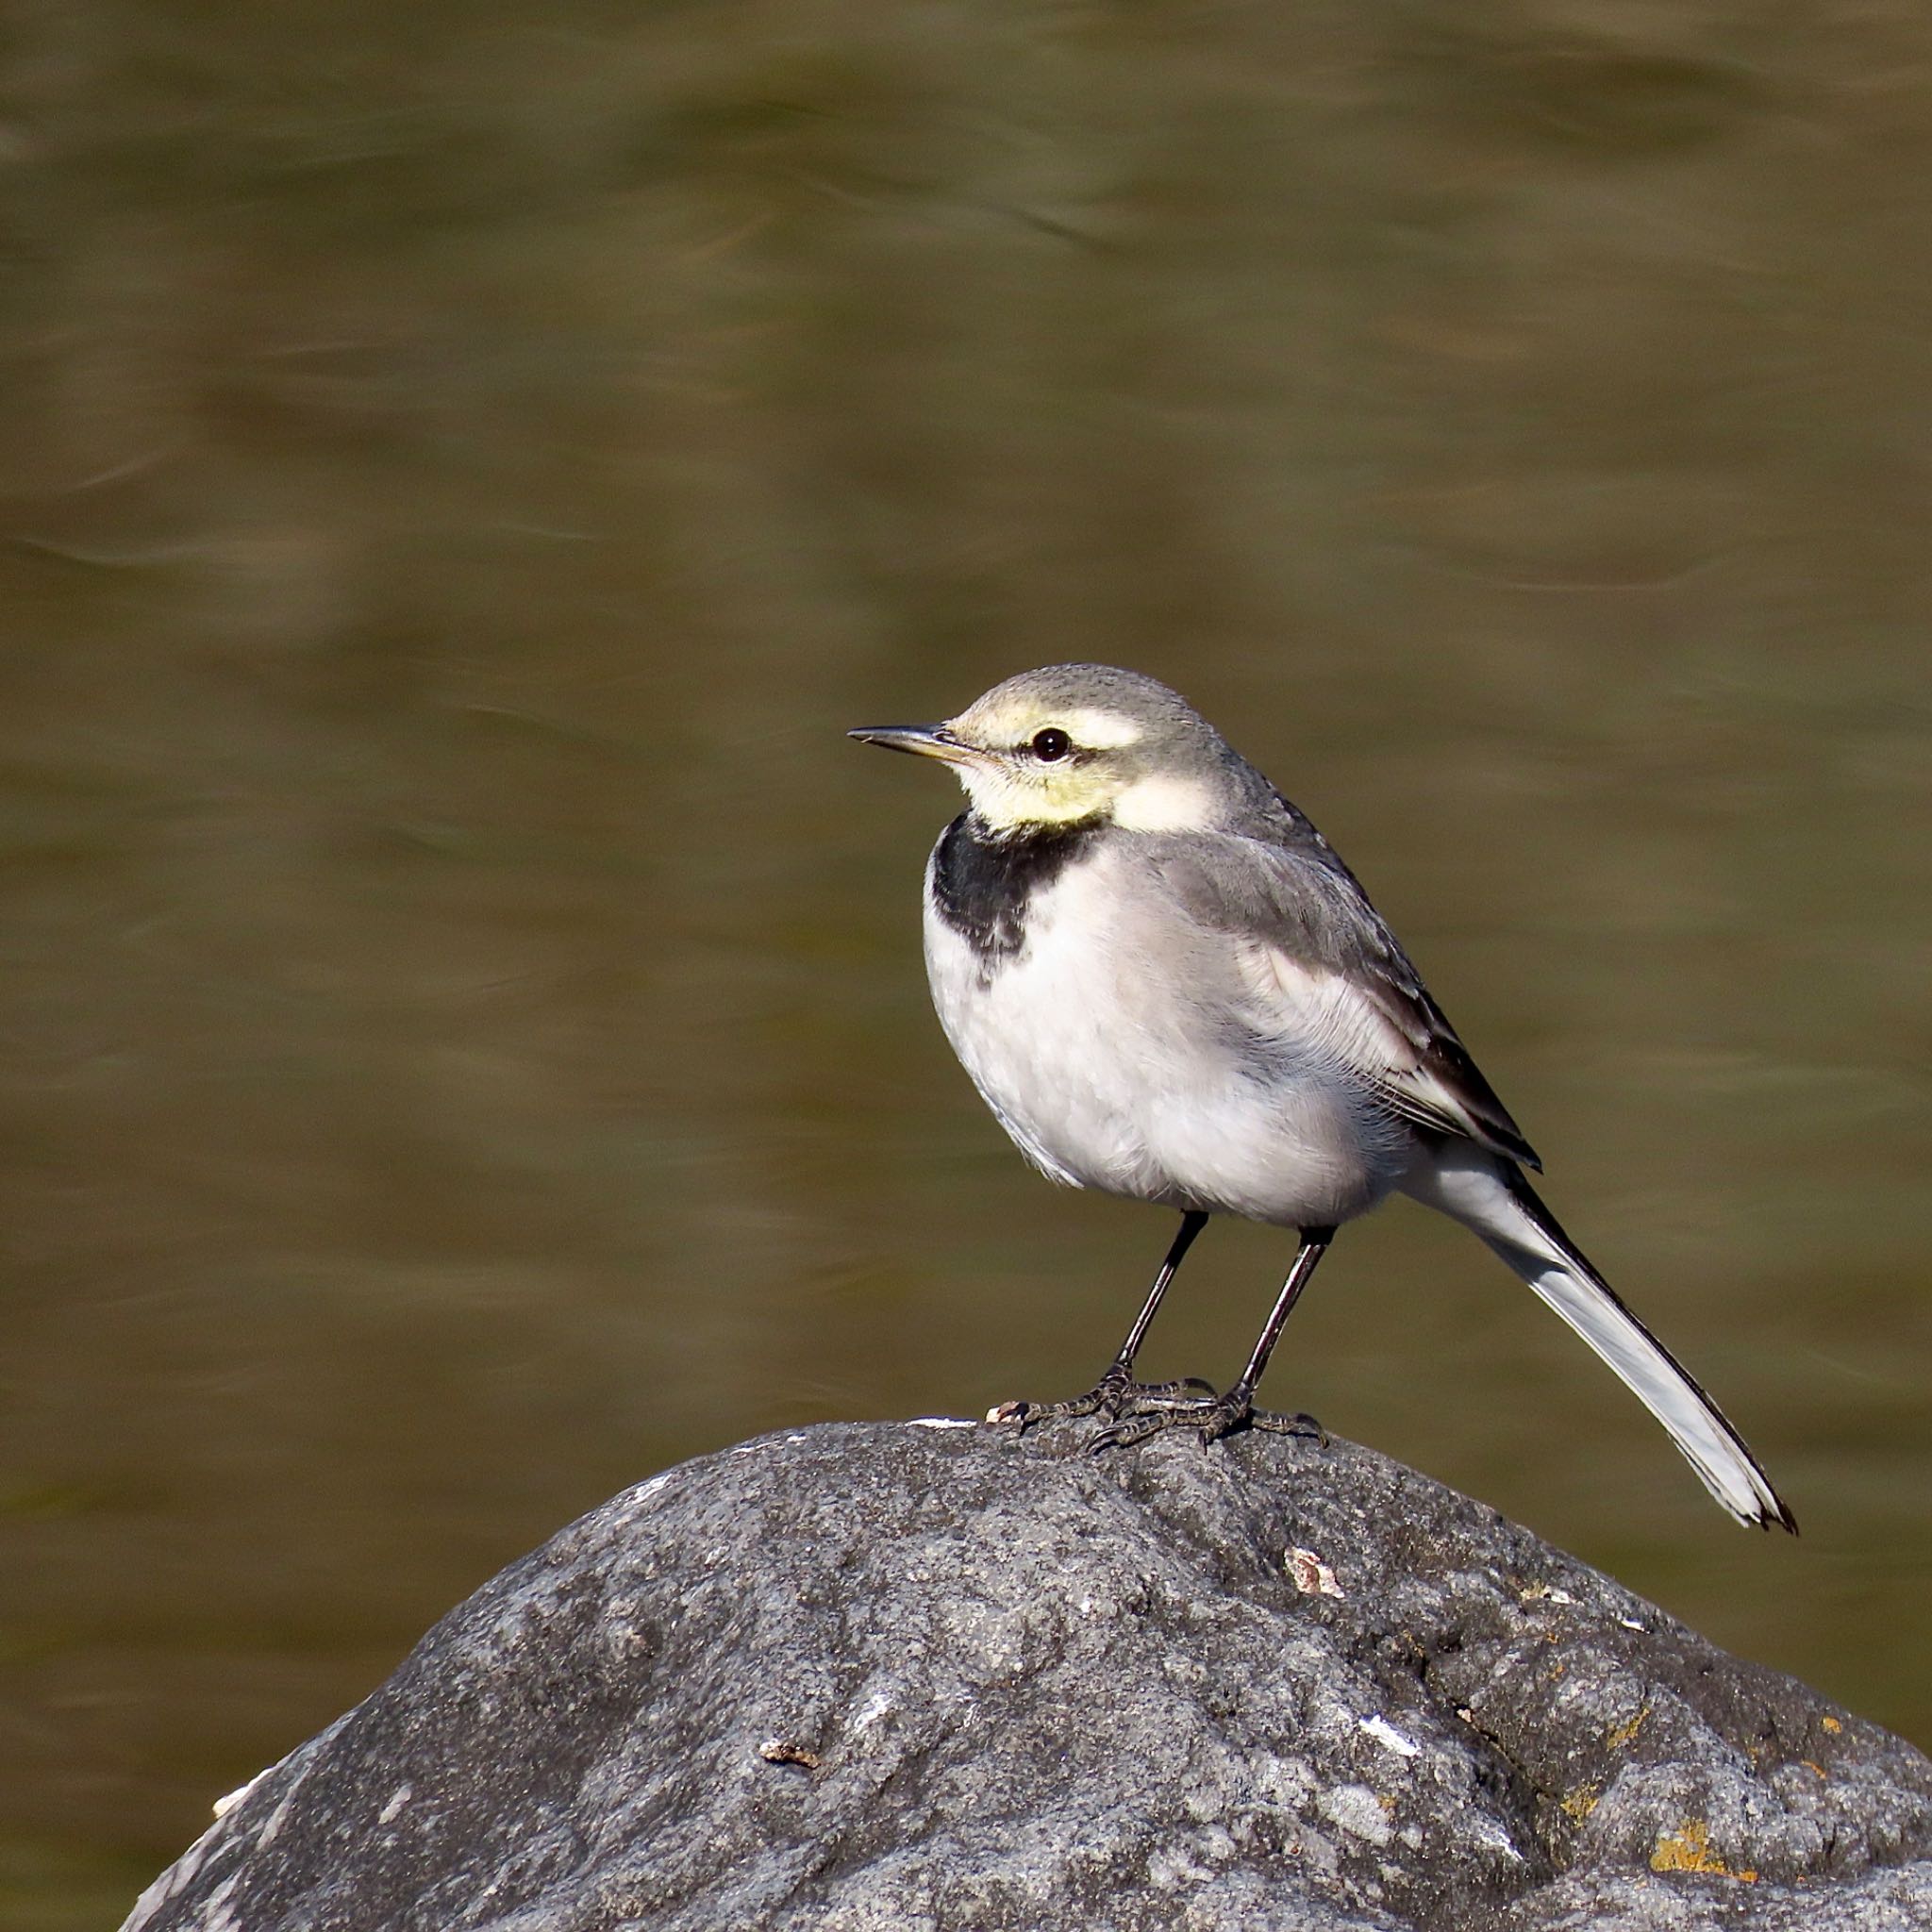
[3,2,1929,1923]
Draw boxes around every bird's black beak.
[846,724,981,767]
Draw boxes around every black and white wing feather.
[1152,802,1541,1172]
[1148,794,1796,1531]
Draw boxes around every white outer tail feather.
[1403,1145,1796,1532]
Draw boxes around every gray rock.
[124,1421,1932,1931]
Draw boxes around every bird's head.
[850,664,1241,834]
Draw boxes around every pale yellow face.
[932,692,1218,833]
[853,666,1232,832]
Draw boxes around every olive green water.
[4,3,1930,1922]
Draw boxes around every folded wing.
[1152,812,1542,1172]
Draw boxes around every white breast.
[921,842,1412,1228]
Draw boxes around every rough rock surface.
[125,1421,1931,1931]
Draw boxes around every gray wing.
[1150,801,1542,1173]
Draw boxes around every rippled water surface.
[4,3,1929,1922]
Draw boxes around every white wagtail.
[851,664,1795,1532]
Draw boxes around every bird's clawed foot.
[989,1362,1216,1435]
[1087,1380,1327,1453]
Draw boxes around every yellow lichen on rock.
[1559,1782,1600,1822]
[1650,1820,1757,1882]
[1605,1706,1651,1749]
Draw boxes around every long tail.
[1402,1143,1797,1533]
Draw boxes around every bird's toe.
[989,1368,1215,1435]
[1083,1386,1326,1453]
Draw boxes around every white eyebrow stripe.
[1061,708,1143,750]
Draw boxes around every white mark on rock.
[1520,1583,1575,1606]
[211,1770,265,1819]
[377,1783,413,1824]
[1471,1816,1526,1862]
[1618,1616,1645,1631]
[908,1416,975,1429]
[1288,1548,1344,1598]
[634,1473,673,1501]
[1320,1783,1391,1845]
[1359,1715,1420,1758]
[852,1690,895,1732]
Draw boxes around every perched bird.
[851,664,1795,1532]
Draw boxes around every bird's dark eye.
[1030,727,1072,762]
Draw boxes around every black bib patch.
[930,812,1103,963]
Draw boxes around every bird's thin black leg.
[1231,1224,1333,1407]
[1113,1209,1210,1379]
[1093,1226,1336,1449]
[991,1212,1212,1432]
